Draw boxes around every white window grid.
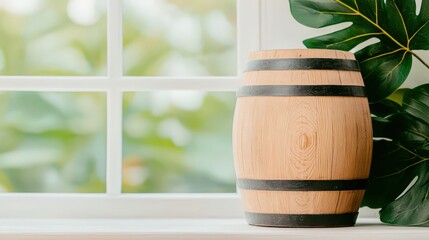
[0,0,261,218]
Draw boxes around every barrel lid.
[249,49,356,61]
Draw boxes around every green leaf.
[370,99,401,118]
[381,162,429,225]
[362,140,419,208]
[362,84,429,225]
[289,0,429,102]
[387,88,410,104]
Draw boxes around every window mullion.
[106,0,123,195]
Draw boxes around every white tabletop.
[0,218,426,240]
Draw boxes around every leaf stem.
[410,51,429,69]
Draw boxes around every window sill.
[0,218,427,240]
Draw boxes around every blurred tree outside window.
[0,92,107,192]
[0,0,237,193]
[0,0,108,193]
[0,0,107,76]
[123,0,237,76]
[123,92,236,193]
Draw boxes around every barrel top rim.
[249,49,356,60]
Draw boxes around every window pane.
[0,92,106,192]
[123,92,236,193]
[0,0,107,76]
[123,0,237,76]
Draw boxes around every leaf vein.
[397,143,427,160]
[320,11,358,16]
[326,32,383,47]
[402,101,429,121]
[335,0,408,51]
[393,1,409,42]
[361,48,403,63]
[375,0,378,24]
[377,162,418,178]
[407,129,429,140]
[386,51,408,76]
[409,19,429,43]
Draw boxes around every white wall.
[258,0,428,88]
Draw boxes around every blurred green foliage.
[0,92,107,192]
[123,92,236,193]
[123,0,236,76]
[0,0,107,75]
[0,0,237,193]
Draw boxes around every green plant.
[290,0,429,225]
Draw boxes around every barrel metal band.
[237,85,366,97]
[246,58,360,72]
[245,212,358,227]
[237,179,368,191]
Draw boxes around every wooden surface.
[233,49,373,215]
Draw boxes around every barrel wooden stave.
[240,190,365,214]
[234,97,372,180]
[242,70,364,86]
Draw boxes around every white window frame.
[0,0,261,218]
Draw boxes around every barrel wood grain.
[240,190,365,214]
[248,49,356,60]
[234,97,372,180]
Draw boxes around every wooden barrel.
[233,49,372,228]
